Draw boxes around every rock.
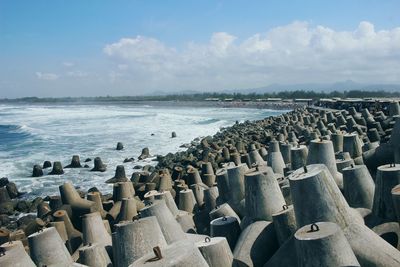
[32,165,43,177]
[17,214,36,228]
[84,164,90,168]
[116,142,124,150]
[49,161,64,175]
[43,161,52,169]
[85,158,92,162]
[0,178,9,187]
[15,201,31,213]
[0,202,14,215]
[88,187,100,193]
[6,182,21,199]
[172,132,177,138]
[0,214,10,227]
[29,197,43,213]
[124,157,135,163]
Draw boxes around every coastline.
[2,101,400,266]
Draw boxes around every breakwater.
[1,101,400,266]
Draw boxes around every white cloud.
[103,21,400,92]
[66,71,88,78]
[63,62,75,67]
[36,72,59,81]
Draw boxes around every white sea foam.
[0,103,284,197]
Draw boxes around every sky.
[1,0,400,98]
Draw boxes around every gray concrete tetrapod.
[272,205,297,245]
[139,199,186,244]
[343,133,363,159]
[78,243,112,267]
[0,240,36,267]
[113,217,167,267]
[203,186,219,212]
[290,145,308,171]
[190,184,205,207]
[331,132,344,152]
[176,210,196,233]
[289,164,356,228]
[295,222,360,267]
[210,216,241,250]
[179,188,197,213]
[196,236,233,267]
[267,151,286,175]
[82,212,113,258]
[344,222,400,267]
[154,190,179,217]
[391,184,400,223]
[113,182,135,202]
[306,139,343,189]
[53,209,82,253]
[216,168,230,204]
[117,198,138,222]
[28,227,73,267]
[244,167,286,221]
[372,164,400,221]
[209,203,241,223]
[342,164,375,209]
[226,163,249,212]
[129,240,208,267]
[263,236,298,267]
[280,143,292,164]
[233,220,279,267]
[248,149,267,166]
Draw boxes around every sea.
[0,102,285,198]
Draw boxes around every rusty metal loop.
[222,216,228,221]
[307,223,320,233]
[282,204,289,210]
[205,236,211,243]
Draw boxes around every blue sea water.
[0,102,285,197]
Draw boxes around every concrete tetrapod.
[295,222,360,267]
[53,209,83,253]
[307,139,343,189]
[82,212,113,258]
[179,188,197,213]
[233,220,279,267]
[244,167,286,221]
[28,227,74,267]
[116,198,138,222]
[342,164,375,209]
[226,163,249,214]
[154,190,179,217]
[209,203,241,223]
[210,216,241,250]
[343,133,363,159]
[113,217,167,267]
[196,236,233,267]
[139,199,186,244]
[391,184,400,223]
[272,205,297,245]
[372,164,400,221]
[78,243,113,267]
[288,164,356,228]
[129,240,208,267]
[0,240,36,267]
[216,168,230,204]
[290,145,308,171]
[344,222,400,267]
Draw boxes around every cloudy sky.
[1,0,400,98]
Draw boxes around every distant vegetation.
[1,90,399,103]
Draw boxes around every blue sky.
[1,0,400,97]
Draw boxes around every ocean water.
[0,102,285,198]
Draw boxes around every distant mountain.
[232,80,400,94]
